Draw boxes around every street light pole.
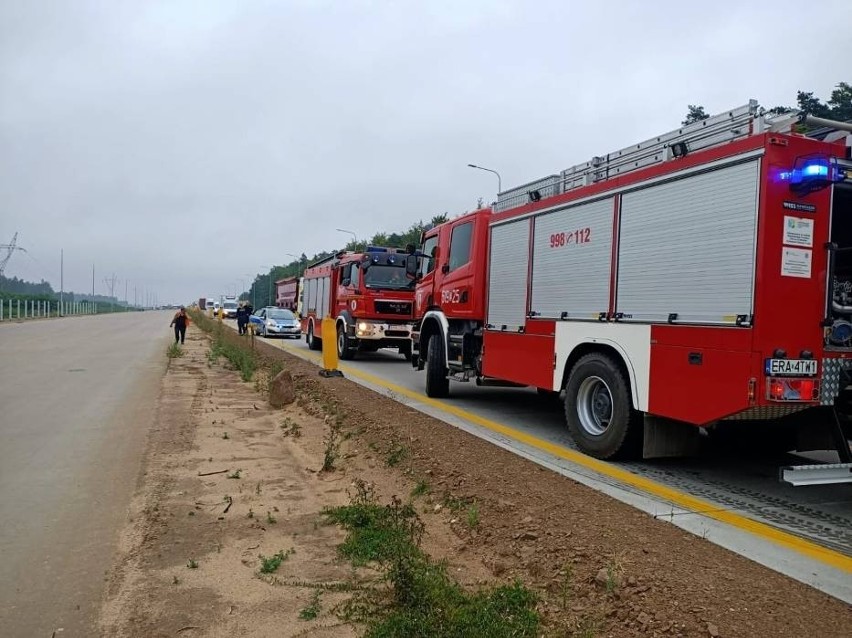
[467,163,502,193]
[336,228,358,248]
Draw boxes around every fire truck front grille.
[384,330,409,338]
[375,301,412,316]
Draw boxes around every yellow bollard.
[319,315,343,377]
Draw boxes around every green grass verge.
[324,480,539,637]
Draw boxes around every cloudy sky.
[1,0,850,304]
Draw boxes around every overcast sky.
[1,0,850,304]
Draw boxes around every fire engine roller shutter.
[318,276,328,319]
[487,219,530,331]
[530,197,613,319]
[617,159,759,324]
[307,278,317,314]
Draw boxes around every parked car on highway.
[250,307,301,338]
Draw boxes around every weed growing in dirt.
[187,559,198,569]
[222,431,229,440]
[172,575,180,585]
[167,343,184,359]
[466,501,480,529]
[325,479,539,637]
[258,548,294,574]
[558,564,574,609]
[266,511,277,525]
[385,442,409,467]
[248,509,254,519]
[255,482,262,495]
[280,417,302,438]
[321,429,341,472]
[227,469,242,479]
[605,554,625,594]
[299,590,322,621]
[410,480,430,498]
[443,494,472,514]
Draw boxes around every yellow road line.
[278,341,852,573]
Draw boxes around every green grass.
[385,443,409,467]
[465,501,480,529]
[321,429,340,472]
[299,590,322,620]
[410,480,430,498]
[187,558,198,569]
[258,548,294,574]
[227,469,242,479]
[443,494,473,514]
[208,327,257,381]
[324,479,539,638]
[281,417,302,438]
[167,342,184,358]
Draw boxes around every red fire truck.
[301,246,417,360]
[408,102,852,478]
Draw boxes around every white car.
[250,307,301,338]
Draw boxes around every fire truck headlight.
[358,322,368,331]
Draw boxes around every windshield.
[363,264,412,290]
[224,302,237,309]
[267,309,295,320]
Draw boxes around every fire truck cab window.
[448,222,473,272]
[340,264,352,286]
[420,235,439,277]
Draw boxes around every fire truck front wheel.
[564,353,640,460]
[337,324,356,360]
[425,335,449,398]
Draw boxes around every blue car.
[250,307,302,338]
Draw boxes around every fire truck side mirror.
[405,255,418,277]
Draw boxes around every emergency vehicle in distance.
[406,101,852,482]
[301,246,417,360]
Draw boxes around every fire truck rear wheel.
[307,322,321,351]
[564,353,639,460]
[337,324,356,360]
[425,335,449,398]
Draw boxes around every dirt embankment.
[99,325,851,637]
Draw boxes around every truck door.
[437,218,477,319]
[415,232,440,315]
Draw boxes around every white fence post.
[17,299,20,319]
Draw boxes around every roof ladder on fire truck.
[495,100,852,213]
[495,100,764,212]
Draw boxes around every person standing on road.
[170,306,189,344]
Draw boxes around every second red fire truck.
[407,102,852,479]
[301,246,417,360]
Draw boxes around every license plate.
[766,359,818,376]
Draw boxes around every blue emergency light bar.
[780,155,846,195]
